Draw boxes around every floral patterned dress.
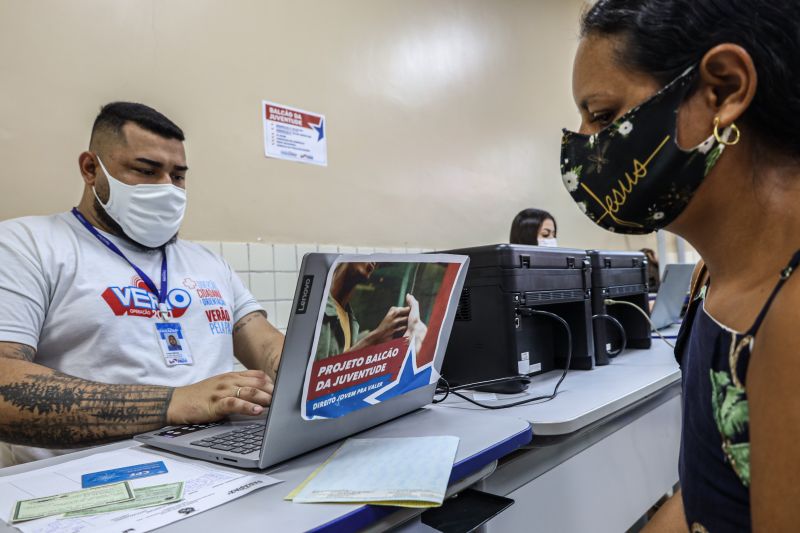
[676,252,800,532]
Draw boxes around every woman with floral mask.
[564,1,800,530]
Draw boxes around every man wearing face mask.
[0,102,284,466]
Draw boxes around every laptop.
[135,253,468,469]
[649,263,695,330]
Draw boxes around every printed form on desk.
[0,446,281,533]
[288,436,459,507]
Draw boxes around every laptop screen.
[301,260,463,420]
[650,263,695,329]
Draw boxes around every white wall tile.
[390,247,407,254]
[338,246,357,254]
[236,271,250,291]
[222,242,249,271]
[356,247,376,254]
[194,240,222,256]
[261,301,277,327]
[274,244,297,271]
[296,244,318,266]
[248,243,274,271]
[276,272,299,300]
[374,247,392,254]
[317,244,338,254]
[406,248,423,254]
[276,301,293,329]
[250,272,275,300]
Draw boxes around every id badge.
[155,322,194,366]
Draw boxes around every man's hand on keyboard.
[167,370,274,425]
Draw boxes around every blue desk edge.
[308,424,533,533]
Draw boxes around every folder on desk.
[287,436,459,507]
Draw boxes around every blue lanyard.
[71,207,170,319]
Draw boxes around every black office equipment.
[421,488,515,532]
[588,250,651,366]
[440,244,595,392]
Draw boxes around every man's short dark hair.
[91,102,185,145]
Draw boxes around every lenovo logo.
[295,275,314,314]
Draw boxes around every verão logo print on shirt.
[205,307,232,335]
[183,279,232,335]
[102,276,192,318]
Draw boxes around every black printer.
[587,250,651,365]
[440,244,595,389]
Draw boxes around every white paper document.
[262,101,327,166]
[0,446,282,533]
[290,436,459,507]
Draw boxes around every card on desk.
[1,447,281,533]
[81,461,168,488]
[64,482,184,517]
[11,481,134,523]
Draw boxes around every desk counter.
[436,338,679,436]
[435,338,682,533]
[0,407,531,533]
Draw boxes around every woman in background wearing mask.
[562,1,800,530]
[509,208,558,246]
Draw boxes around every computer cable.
[591,313,627,357]
[437,309,574,398]
[603,298,675,348]
[432,376,450,404]
[433,309,572,409]
[437,374,530,394]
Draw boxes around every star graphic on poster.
[363,346,432,406]
[312,119,324,141]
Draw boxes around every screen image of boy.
[301,261,461,420]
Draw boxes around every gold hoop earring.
[713,116,741,146]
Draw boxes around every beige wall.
[0,0,656,251]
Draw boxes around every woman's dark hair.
[640,247,660,291]
[510,208,556,245]
[581,0,800,156]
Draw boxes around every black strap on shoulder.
[747,249,800,335]
[673,262,709,365]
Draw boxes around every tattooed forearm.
[0,371,173,448]
[232,310,267,335]
[0,343,35,361]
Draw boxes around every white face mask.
[538,237,558,247]
[94,156,186,248]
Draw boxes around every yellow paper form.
[287,436,459,507]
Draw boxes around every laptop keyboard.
[190,423,265,455]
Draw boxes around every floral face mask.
[560,66,729,234]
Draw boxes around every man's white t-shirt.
[0,212,263,465]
